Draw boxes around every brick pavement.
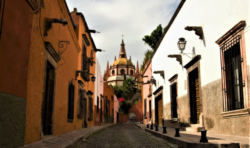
[20,124,114,148]
[136,124,250,148]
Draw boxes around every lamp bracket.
[58,41,70,55]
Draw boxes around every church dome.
[112,58,134,66]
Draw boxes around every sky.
[66,0,181,75]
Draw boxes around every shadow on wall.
[204,117,214,130]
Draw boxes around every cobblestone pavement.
[76,123,176,148]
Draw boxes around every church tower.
[104,39,142,90]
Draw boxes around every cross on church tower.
[122,34,124,39]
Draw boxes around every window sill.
[221,108,250,118]
[67,119,74,123]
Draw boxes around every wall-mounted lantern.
[177,38,186,54]
[150,76,156,86]
[177,38,195,59]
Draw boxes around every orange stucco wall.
[0,0,33,99]
[24,0,96,144]
[103,83,115,123]
[71,8,96,128]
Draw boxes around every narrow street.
[76,123,175,148]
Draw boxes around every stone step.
[185,124,205,132]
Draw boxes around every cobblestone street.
[76,123,175,148]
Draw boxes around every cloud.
[66,0,181,75]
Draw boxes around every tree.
[113,85,123,99]
[140,49,154,71]
[122,78,136,101]
[113,78,136,100]
[142,24,163,50]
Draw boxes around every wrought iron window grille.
[220,34,245,112]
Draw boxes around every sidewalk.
[136,124,250,148]
[20,124,115,148]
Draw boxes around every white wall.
[152,0,250,111]
[95,58,103,107]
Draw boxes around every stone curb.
[20,124,116,148]
[136,124,240,148]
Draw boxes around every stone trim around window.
[26,0,39,10]
[216,20,249,114]
[221,108,250,118]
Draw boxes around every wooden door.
[188,68,198,124]
[42,62,55,135]
[171,83,178,118]
[157,95,163,126]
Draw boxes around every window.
[120,69,125,75]
[81,44,90,81]
[149,100,152,119]
[88,97,93,121]
[130,70,133,75]
[216,21,247,112]
[144,99,147,119]
[0,0,5,38]
[222,39,244,111]
[97,96,99,113]
[112,70,115,75]
[68,82,75,122]
[90,50,94,66]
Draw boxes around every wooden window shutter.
[144,99,147,118]
[78,90,84,118]
[67,83,74,122]
[88,97,93,121]
[97,96,99,113]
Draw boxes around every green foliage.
[140,24,166,72]
[140,49,153,71]
[119,100,132,114]
[142,24,163,50]
[133,100,139,105]
[114,78,137,101]
[122,78,136,100]
[113,85,123,99]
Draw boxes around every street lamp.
[150,76,156,86]
[91,75,96,82]
[177,38,186,54]
[177,38,195,58]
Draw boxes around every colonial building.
[141,59,153,125]
[103,40,142,91]
[150,0,250,137]
[0,1,100,147]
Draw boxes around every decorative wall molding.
[185,26,204,40]
[184,55,201,69]
[168,74,178,83]
[44,42,61,63]
[168,54,182,65]
[153,71,165,79]
[26,0,39,10]
[216,21,246,45]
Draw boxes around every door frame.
[41,58,57,138]
[184,55,202,125]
